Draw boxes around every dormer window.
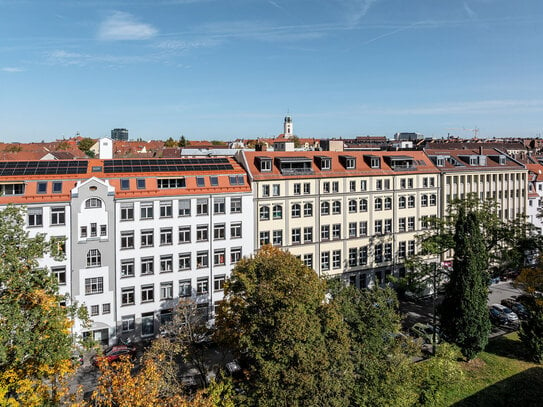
[499,155,506,165]
[315,156,331,171]
[469,156,477,165]
[364,155,381,169]
[340,155,356,170]
[257,157,272,172]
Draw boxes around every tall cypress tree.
[439,207,491,360]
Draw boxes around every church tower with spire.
[283,115,293,138]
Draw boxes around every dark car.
[489,307,508,325]
[501,298,529,319]
[92,345,136,365]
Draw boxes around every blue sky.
[1,0,542,142]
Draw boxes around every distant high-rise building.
[111,128,128,141]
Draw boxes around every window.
[122,315,135,332]
[229,175,245,185]
[399,218,406,232]
[332,201,341,215]
[136,179,146,189]
[102,303,111,314]
[321,225,330,240]
[196,251,209,268]
[37,182,47,194]
[304,227,313,243]
[85,277,103,295]
[375,244,383,263]
[332,224,341,240]
[398,241,406,258]
[384,197,392,210]
[160,201,173,218]
[160,282,173,300]
[28,208,43,227]
[141,257,154,275]
[332,181,339,193]
[323,182,330,193]
[51,207,65,225]
[408,178,414,188]
[86,249,101,267]
[90,223,97,237]
[259,231,270,246]
[160,228,173,245]
[196,176,205,187]
[349,222,357,238]
[321,201,330,215]
[140,203,154,220]
[121,231,134,249]
[421,194,428,207]
[374,198,382,211]
[399,196,406,209]
[214,275,226,291]
[349,180,356,192]
[260,159,272,172]
[321,251,330,270]
[51,266,66,285]
[332,250,341,269]
[179,253,191,270]
[214,198,225,214]
[408,240,416,256]
[120,179,130,190]
[384,179,391,190]
[376,180,383,190]
[303,254,313,268]
[359,246,368,265]
[231,198,242,213]
[259,206,270,220]
[408,217,415,231]
[272,230,283,246]
[210,176,219,186]
[385,219,392,234]
[86,198,102,209]
[196,225,209,242]
[160,255,173,273]
[408,195,415,208]
[179,280,192,297]
[262,184,270,197]
[360,180,367,191]
[359,221,368,236]
[121,204,134,221]
[231,222,242,239]
[291,228,301,244]
[52,181,62,193]
[348,200,357,213]
[231,247,242,264]
[294,183,301,195]
[273,205,283,219]
[178,199,191,217]
[272,184,280,196]
[196,199,208,215]
[430,194,437,206]
[214,249,226,266]
[197,278,209,295]
[80,226,87,238]
[90,305,99,316]
[304,203,313,217]
[384,243,392,262]
[291,203,301,218]
[121,259,135,278]
[375,220,383,235]
[100,225,107,236]
[141,230,154,248]
[359,199,368,212]
[141,285,154,303]
[349,248,357,267]
[214,224,226,240]
[303,183,311,194]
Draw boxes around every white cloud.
[155,38,221,50]
[98,11,157,41]
[1,67,24,73]
[45,49,154,66]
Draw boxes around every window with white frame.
[160,201,173,218]
[359,246,368,265]
[178,199,191,216]
[28,208,43,227]
[430,194,437,206]
[259,231,270,246]
[214,198,225,214]
[323,182,330,193]
[408,195,415,208]
[231,247,242,264]
[398,241,406,258]
[408,217,415,231]
[294,183,301,195]
[384,197,392,210]
[179,253,191,270]
[214,249,226,266]
[141,257,154,275]
[160,228,173,245]
[303,183,311,194]
[332,250,341,269]
[214,275,225,291]
[259,206,270,220]
[360,180,367,191]
[398,217,406,232]
[179,226,191,243]
[85,198,102,209]
[291,203,301,218]
[321,201,330,215]
[102,303,111,314]
[303,254,313,268]
[399,196,406,209]
[374,220,383,235]
[51,207,65,225]
[349,248,357,267]
[141,230,154,247]
[332,224,341,239]
[196,251,209,268]
[321,251,330,270]
[230,197,242,213]
[85,277,103,295]
[272,230,283,246]
[140,203,154,220]
[122,315,135,332]
[121,259,135,277]
[179,280,191,297]
[408,240,416,256]
[196,225,209,241]
[332,201,341,215]
[291,228,301,244]
[121,204,134,221]
[196,198,208,215]
[349,180,356,192]
[160,282,173,300]
[374,197,382,211]
[262,184,270,197]
[86,249,101,267]
[332,181,339,193]
[141,285,154,303]
[51,266,66,285]
[384,219,392,234]
[349,222,357,238]
[214,223,226,240]
[321,224,330,240]
[421,194,428,207]
[230,222,242,239]
[197,278,209,295]
[304,203,313,217]
[273,205,283,219]
[160,255,173,273]
[272,184,280,196]
[348,200,357,213]
[303,227,313,243]
[359,221,368,236]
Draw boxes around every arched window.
[408,195,415,208]
[374,198,382,211]
[430,194,437,206]
[291,203,301,218]
[421,195,428,207]
[273,205,283,219]
[384,197,392,210]
[332,201,341,215]
[321,201,330,215]
[359,199,368,212]
[399,196,406,209]
[259,206,270,220]
[348,200,357,213]
[87,249,101,267]
[304,203,313,217]
[85,198,102,209]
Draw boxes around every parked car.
[501,298,529,319]
[489,307,508,325]
[92,345,136,365]
[410,323,440,344]
[490,304,518,323]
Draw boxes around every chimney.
[479,145,483,155]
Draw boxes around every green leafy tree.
[0,206,76,405]
[439,207,491,360]
[215,246,354,407]
[330,283,419,406]
[179,135,188,147]
[164,137,178,148]
[516,267,543,362]
[77,137,95,154]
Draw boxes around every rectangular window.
[196,176,205,187]
[178,199,191,216]
[121,231,134,249]
[210,176,219,186]
[28,208,43,227]
[230,222,242,239]
[197,225,209,242]
[214,275,226,291]
[160,228,173,245]
[259,231,270,246]
[291,228,301,244]
[384,219,392,234]
[262,184,270,197]
[231,247,242,264]
[399,218,406,232]
[141,257,154,275]
[140,203,154,220]
[197,278,209,295]
[272,230,283,246]
[408,240,416,256]
[120,179,130,190]
[214,224,226,240]
[375,244,383,263]
[332,224,341,240]
[303,227,313,243]
[137,179,146,189]
[102,303,111,314]
[332,181,339,193]
[332,250,341,269]
[179,253,191,270]
[85,277,103,295]
[141,285,154,303]
[160,255,173,273]
[51,266,66,285]
[398,241,406,258]
[157,178,186,189]
[100,225,107,236]
[90,305,99,316]
[303,254,313,268]
[122,315,135,332]
[272,184,280,196]
[375,220,383,235]
[214,198,225,214]
[294,183,301,195]
[349,222,357,238]
[196,199,208,215]
[90,223,97,237]
[160,282,173,300]
[121,259,135,277]
[349,180,356,192]
[52,181,63,193]
[37,182,47,194]
[408,217,415,231]
[214,249,226,266]
[178,226,191,243]
[349,248,358,267]
[384,243,392,262]
[360,180,367,191]
[359,221,368,236]
[304,183,311,194]
[323,182,330,193]
[179,280,192,297]
[121,204,134,221]
[321,251,330,271]
[197,251,209,268]
[229,175,245,185]
[51,207,65,225]
[359,246,368,265]
[230,198,242,213]
[141,230,154,247]
[321,225,330,240]
[160,201,173,218]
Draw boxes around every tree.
[330,283,419,406]
[179,135,188,147]
[164,137,178,148]
[77,137,95,154]
[439,207,491,360]
[215,246,354,407]
[516,266,543,362]
[0,206,76,405]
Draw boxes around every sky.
[1,0,543,142]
